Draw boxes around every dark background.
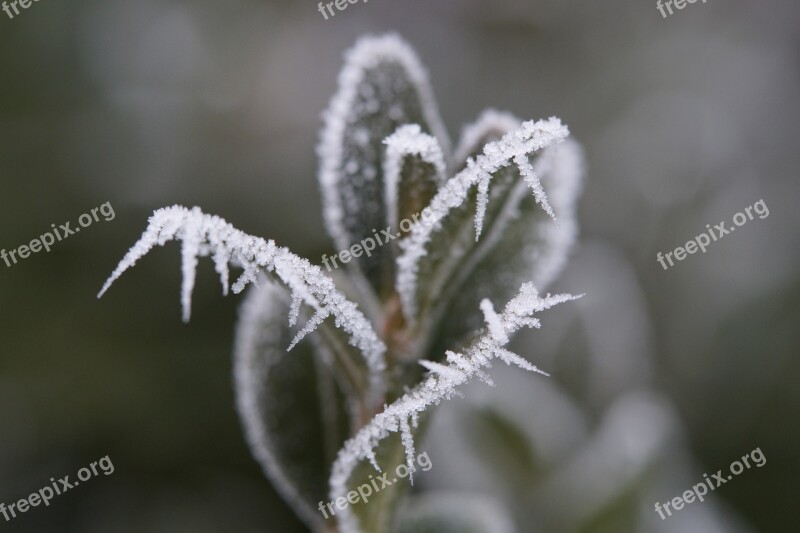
[0,0,797,531]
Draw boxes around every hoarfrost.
[396,117,570,321]
[98,205,387,403]
[329,282,581,532]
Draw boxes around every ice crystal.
[317,33,450,294]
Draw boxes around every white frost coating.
[515,153,556,221]
[453,109,522,166]
[435,139,584,329]
[329,283,581,533]
[383,124,446,231]
[318,33,451,257]
[480,299,509,345]
[97,205,387,403]
[474,168,491,240]
[419,359,465,382]
[396,117,570,321]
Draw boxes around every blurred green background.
[0,0,797,531]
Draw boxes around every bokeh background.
[1,0,798,531]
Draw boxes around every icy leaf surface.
[429,138,584,354]
[396,116,571,334]
[235,281,348,530]
[318,34,451,299]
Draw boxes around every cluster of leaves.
[98,34,584,533]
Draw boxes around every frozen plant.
[98,34,584,533]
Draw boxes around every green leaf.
[234,281,349,530]
[427,137,583,355]
[408,162,519,352]
[402,114,578,356]
[319,34,450,300]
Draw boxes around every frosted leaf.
[415,140,583,357]
[396,117,570,327]
[98,205,387,404]
[234,281,347,531]
[318,33,451,298]
[329,283,581,533]
[383,124,446,235]
[430,138,585,353]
